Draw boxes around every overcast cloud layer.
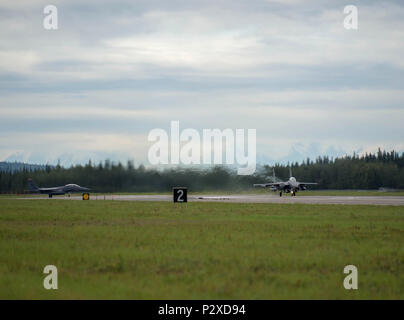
[1,0,403,166]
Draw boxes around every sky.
[0,0,403,167]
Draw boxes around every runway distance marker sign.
[173,187,187,203]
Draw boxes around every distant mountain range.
[0,162,51,173]
[3,143,348,168]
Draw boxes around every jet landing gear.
[291,191,297,196]
[279,192,282,197]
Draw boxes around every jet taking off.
[28,179,90,198]
[254,168,317,197]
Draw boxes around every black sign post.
[173,187,187,203]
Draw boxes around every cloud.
[0,0,403,165]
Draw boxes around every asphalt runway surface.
[14,194,404,206]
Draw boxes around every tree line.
[1,149,404,193]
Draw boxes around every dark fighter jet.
[28,178,90,198]
[254,168,317,197]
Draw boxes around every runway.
[15,194,404,206]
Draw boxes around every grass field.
[0,198,403,299]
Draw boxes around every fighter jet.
[254,168,317,197]
[27,178,90,198]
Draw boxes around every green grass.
[0,199,403,299]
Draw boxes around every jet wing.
[39,187,63,191]
[298,182,318,185]
[254,183,281,188]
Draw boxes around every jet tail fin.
[289,166,292,178]
[28,178,39,192]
